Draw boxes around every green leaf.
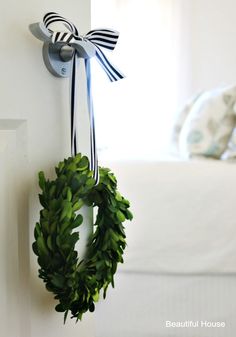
[51,253,63,269]
[86,177,95,187]
[126,209,133,220]
[38,171,46,190]
[71,176,81,193]
[68,232,80,247]
[92,289,99,302]
[57,161,65,173]
[108,173,117,184]
[32,241,38,256]
[42,209,49,218]
[122,198,130,206]
[61,243,72,254]
[71,214,83,229]
[67,188,72,201]
[72,199,83,211]
[47,235,53,251]
[51,274,65,288]
[39,194,47,208]
[67,162,77,171]
[56,235,61,247]
[103,283,109,299]
[74,153,82,163]
[115,192,122,201]
[36,236,49,256]
[41,219,50,234]
[49,221,57,234]
[60,220,70,234]
[55,303,65,312]
[49,184,56,198]
[34,222,41,240]
[89,302,95,312]
[49,199,61,212]
[108,229,119,242]
[60,200,72,221]
[77,156,89,171]
[56,175,67,195]
[96,260,105,270]
[110,239,118,250]
[116,210,126,222]
[64,310,69,324]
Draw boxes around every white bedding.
[95,272,236,337]
[104,159,236,273]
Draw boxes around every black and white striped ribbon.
[42,12,124,184]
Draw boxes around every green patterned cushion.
[179,85,236,159]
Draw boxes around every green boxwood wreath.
[32,153,133,322]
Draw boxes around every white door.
[0,1,95,336]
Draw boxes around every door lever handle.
[29,22,51,42]
[29,22,96,77]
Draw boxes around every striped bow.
[43,12,124,82]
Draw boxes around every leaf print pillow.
[179,85,236,159]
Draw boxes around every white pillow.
[170,92,203,156]
[222,128,236,160]
[179,85,236,159]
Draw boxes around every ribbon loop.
[42,12,124,184]
[43,12,79,36]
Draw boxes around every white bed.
[94,160,236,337]
[95,272,236,337]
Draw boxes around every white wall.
[189,0,236,94]
[91,0,236,159]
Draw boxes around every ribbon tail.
[70,52,78,157]
[69,53,99,184]
[85,58,99,185]
[94,45,125,82]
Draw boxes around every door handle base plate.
[42,43,73,78]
